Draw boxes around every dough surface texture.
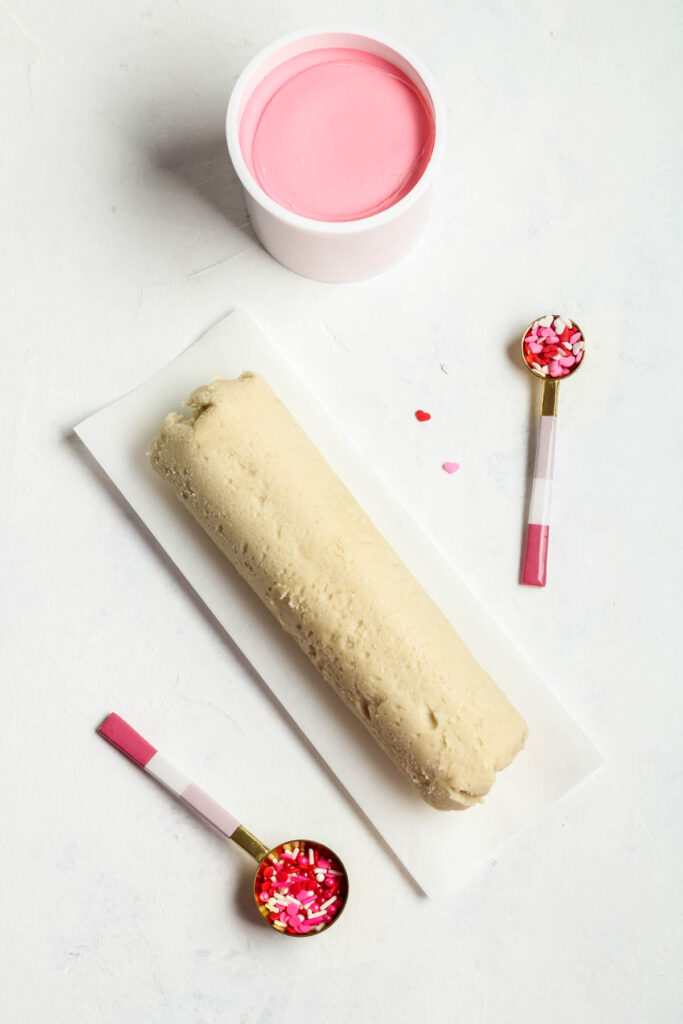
[150,373,527,808]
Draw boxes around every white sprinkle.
[328,870,344,876]
[572,343,582,355]
[562,341,572,350]
[308,847,314,864]
[273,894,289,906]
[538,315,553,328]
[440,362,456,376]
[285,895,301,906]
[321,896,337,911]
[291,847,299,859]
[531,362,542,371]
[313,924,325,932]
[315,870,326,882]
[307,909,326,920]
[554,317,567,334]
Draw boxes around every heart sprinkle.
[442,461,460,474]
[440,363,456,376]
[415,409,431,422]
[522,315,584,379]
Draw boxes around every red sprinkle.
[414,409,431,422]
[254,840,348,936]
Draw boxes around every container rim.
[225,24,446,236]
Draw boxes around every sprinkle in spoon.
[97,713,349,936]
[519,314,586,587]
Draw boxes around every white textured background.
[1,1,681,1022]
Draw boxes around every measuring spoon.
[520,314,586,587]
[98,713,349,936]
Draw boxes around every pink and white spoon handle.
[98,713,241,839]
[521,414,556,587]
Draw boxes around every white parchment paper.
[75,309,602,895]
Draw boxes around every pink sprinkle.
[442,461,460,474]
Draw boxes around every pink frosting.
[239,48,435,222]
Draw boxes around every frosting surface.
[239,47,435,222]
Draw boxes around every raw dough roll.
[150,373,527,808]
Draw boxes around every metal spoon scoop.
[97,713,349,936]
[519,314,586,587]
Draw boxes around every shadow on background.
[144,126,256,241]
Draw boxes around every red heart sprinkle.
[415,410,431,422]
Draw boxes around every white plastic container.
[226,26,445,283]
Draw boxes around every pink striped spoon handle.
[521,414,556,587]
[98,713,241,839]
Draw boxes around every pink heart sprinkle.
[442,461,460,474]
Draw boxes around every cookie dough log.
[150,373,527,808]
